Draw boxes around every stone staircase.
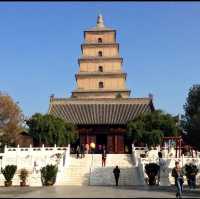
[60,154,143,186]
[61,154,92,185]
[89,154,141,185]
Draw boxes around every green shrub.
[19,168,28,182]
[1,165,17,182]
[41,164,58,186]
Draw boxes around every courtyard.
[0,185,199,198]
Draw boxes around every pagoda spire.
[97,14,105,28]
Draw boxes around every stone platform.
[0,185,199,198]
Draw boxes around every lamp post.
[90,142,96,166]
[90,142,96,154]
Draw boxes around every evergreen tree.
[182,84,200,150]
[26,113,77,146]
[127,110,178,147]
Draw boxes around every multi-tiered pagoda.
[48,15,154,153]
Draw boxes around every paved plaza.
[0,185,199,198]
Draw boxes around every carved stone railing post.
[4,145,7,154]
[54,144,57,153]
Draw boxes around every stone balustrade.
[132,145,200,186]
[0,144,70,187]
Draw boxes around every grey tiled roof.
[48,98,154,125]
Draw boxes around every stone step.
[62,183,87,185]
[64,175,89,178]
[62,178,86,181]
[89,154,138,185]
[65,169,90,171]
[66,170,89,173]
[65,175,88,178]
[61,154,137,186]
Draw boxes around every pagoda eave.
[78,57,123,64]
[81,43,119,53]
[81,43,119,47]
[75,72,127,80]
[72,89,131,93]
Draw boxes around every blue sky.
[0,2,200,117]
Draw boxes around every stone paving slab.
[0,185,199,198]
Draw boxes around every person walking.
[85,143,89,154]
[171,161,184,199]
[157,151,166,185]
[80,144,85,158]
[113,165,120,186]
[76,145,80,159]
[102,145,107,167]
[187,164,198,190]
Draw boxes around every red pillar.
[115,135,118,153]
[86,134,89,144]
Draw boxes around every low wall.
[0,144,70,187]
[132,145,200,186]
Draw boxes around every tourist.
[171,161,184,199]
[98,144,102,154]
[76,145,80,159]
[187,164,198,190]
[80,144,85,158]
[90,142,96,154]
[113,165,120,186]
[102,145,107,167]
[85,144,89,154]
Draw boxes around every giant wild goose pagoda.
[48,15,154,153]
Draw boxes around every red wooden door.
[117,135,124,153]
[107,136,115,153]
[89,135,96,145]
[80,135,86,145]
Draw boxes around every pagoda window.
[98,38,102,43]
[98,66,103,72]
[98,51,103,57]
[99,81,104,88]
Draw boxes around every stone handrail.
[0,144,70,187]
[4,144,68,153]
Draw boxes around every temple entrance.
[78,125,126,154]
[96,134,107,150]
